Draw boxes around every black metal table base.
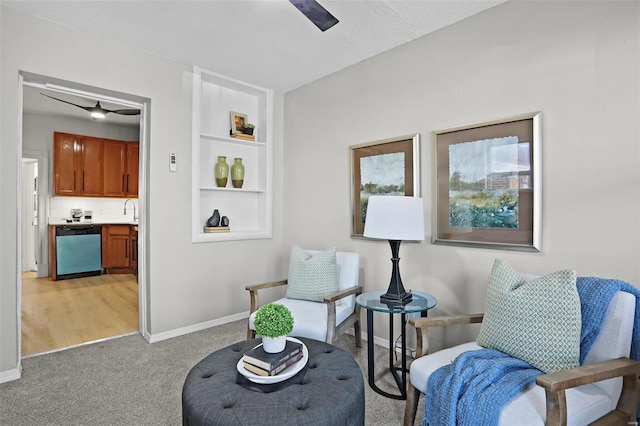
[357,290,436,401]
[365,309,427,400]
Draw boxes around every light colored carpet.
[0,319,424,425]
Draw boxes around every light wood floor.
[21,272,139,357]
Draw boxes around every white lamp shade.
[363,196,425,241]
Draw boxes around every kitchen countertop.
[48,219,138,226]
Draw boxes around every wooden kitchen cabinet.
[103,140,127,196]
[126,142,139,197]
[53,133,77,195]
[103,140,139,197]
[102,224,134,273]
[54,132,138,198]
[80,137,104,196]
[130,225,138,274]
[54,132,104,196]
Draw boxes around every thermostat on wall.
[170,153,177,172]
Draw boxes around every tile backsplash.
[49,197,138,222]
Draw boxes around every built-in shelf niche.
[192,66,273,242]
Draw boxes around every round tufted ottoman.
[182,337,364,426]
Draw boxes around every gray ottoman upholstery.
[182,337,364,426]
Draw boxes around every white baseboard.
[372,334,389,348]
[344,328,390,348]
[151,314,392,347]
[148,311,249,343]
[0,364,22,384]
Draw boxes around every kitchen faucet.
[124,199,137,221]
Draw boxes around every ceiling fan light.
[90,110,105,119]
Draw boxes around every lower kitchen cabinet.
[130,225,138,274]
[102,224,136,274]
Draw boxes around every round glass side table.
[356,290,437,399]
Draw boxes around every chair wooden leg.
[617,372,639,420]
[246,328,255,340]
[544,389,567,426]
[354,319,362,348]
[403,383,421,426]
[326,302,337,344]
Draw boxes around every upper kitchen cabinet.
[54,132,103,196]
[126,142,139,197]
[53,132,78,195]
[54,132,139,198]
[103,140,139,197]
[192,66,273,242]
[103,140,126,197]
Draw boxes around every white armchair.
[246,250,362,347]
[404,289,640,425]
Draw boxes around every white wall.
[0,7,285,376]
[283,0,640,350]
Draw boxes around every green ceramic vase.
[214,156,229,187]
[231,158,245,188]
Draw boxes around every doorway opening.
[18,71,149,358]
[21,158,38,274]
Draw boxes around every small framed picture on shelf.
[230,111,248,135]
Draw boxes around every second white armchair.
[246,248,362,347]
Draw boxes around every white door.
[21,158,38,272]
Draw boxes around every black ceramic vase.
[206,209,221,227]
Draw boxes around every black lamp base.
[379,239,413,306]
[380,290,413,305]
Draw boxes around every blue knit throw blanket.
[423,277,640,426]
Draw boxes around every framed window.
[433,112,541,251]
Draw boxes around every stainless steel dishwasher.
[55,225,102,280]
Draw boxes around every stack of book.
[242,340,303,376]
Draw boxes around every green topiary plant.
[243,123,255,129]
[254,303,294,338]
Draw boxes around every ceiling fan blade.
[42,93,140,117]
[96,102,140,115]
[289,0,339,32]
[41,93,93,113]
[102,108,141,116]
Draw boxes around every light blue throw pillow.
[286,246,339,302]
[476,259,581,373]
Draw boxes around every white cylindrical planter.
[262,336,286,353]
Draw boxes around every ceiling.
[9,0,507,125]
[4,0,507,93]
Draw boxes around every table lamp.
[363,195,424,304]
